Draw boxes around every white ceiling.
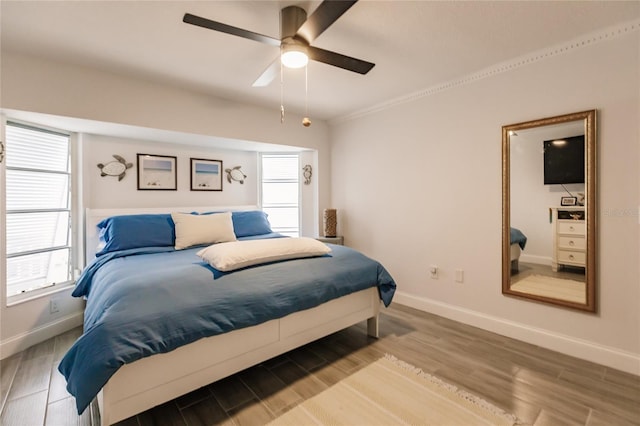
[2,0,639,123]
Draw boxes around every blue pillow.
[96,214,175,256]
[231,211,273,237]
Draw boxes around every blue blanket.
[510,227,527,250]
[59,243,396,414]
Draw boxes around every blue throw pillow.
[96,214,175,256]
[231,211,273,238]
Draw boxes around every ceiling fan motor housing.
[281,6,307,41]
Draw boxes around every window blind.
[261,154,300,237]
[5,122,72,296]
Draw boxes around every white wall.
[1,29,638,374]
[84,134,258,208]
[1,51,332,221]
[330,31,639,373]
[0,52,331,357]
[83,134,320,235]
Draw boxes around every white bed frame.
[84,207,381,426]
[510,243,522,272]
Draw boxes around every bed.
[58,206,396,425]
[510,227,527,272]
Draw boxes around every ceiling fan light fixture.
[281,44,308,68]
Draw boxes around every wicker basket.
[323,209,337,237]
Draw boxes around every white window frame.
[258,153,301,237]
[1,118,80,305]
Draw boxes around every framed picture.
[190,158,223,191]
[137,154,177,190]
[560,196,577,206]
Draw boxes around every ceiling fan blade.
[307,45,375,75]
[183,13,281,47]
[252,57,280,87]
[295,0,358,44]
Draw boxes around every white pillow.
[196,237,331,271]
[171,212,236,250]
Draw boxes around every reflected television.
[543,135,585,185]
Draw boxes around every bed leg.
[367,315,379,338]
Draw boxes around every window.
[4,122,73,299]
[260,154,300,237]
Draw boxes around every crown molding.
[330,19,640,126]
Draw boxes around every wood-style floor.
[1,304,639,426]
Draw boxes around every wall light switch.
[455,269,464,283]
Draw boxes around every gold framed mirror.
[502,110,596,312]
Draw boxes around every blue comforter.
[59,243,396,414]
[510,227,527,250]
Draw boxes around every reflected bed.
[510,227,527,272]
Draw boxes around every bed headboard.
[84,205,258,265]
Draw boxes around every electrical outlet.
[429,265,438,279]
[49,299,60,314]
[455,269,464,283]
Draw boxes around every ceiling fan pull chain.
[305,65,308,115]
[303,65,311,127]
[280,52,285,124]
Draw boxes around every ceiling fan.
[183,0,375,87]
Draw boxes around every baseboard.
[393,291,640,376]
[520,254,551,265]
[0,312,84,360]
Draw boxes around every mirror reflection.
[502,110,596,312]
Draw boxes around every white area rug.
[268,354,520,426]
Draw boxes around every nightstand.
[316,236,344,245]
[551,207,586,271]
